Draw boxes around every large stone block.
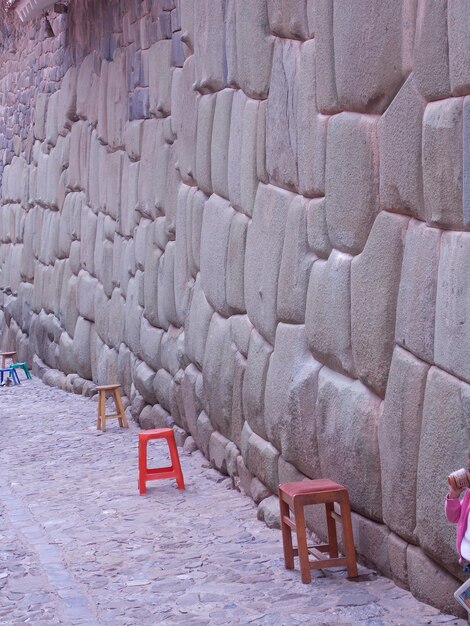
[148,39,173,117]
[312,0,338,113]
[226,211,248,314]
[210,89,234,201]
[305,250,354,376]
[202,313,236,439]
[325,112,379,255]
[195,93,216,196]
[156,242,178,331]
[448,0,470,96]
[407,546,464,617]
[422,98,464,229]
[245,184,291,344]
[182,363,204,439]
[297,40,327,198]
[242,423,280,495]
[378,75,426,218]
[76,270,98,323]
[139,316,163,372]
[106,49,128,150]
[351,211,409,397]
[171,57,198,184]
[277,195,314,325]
[72,316,92,380]
[395,219,440,364]
[174,185,195,326]
[235,0,273,99]
[184,273,213,368]
[379,347,429,543]
[242,328,271,440]
[306,198,332,261]
[316,367,382,521]
[332,0,415,113]
[200,194,235,317]
[266,38,300,191]
[77,51,100,121]
[227,90,246,211]
[134,360,157,405]
[413,0,451,101]
[34,93,48,142]
[57,66,78,136]
[267,0,309,40]
[193,0,226,92]
[264,323,322,479]
[435,231,470,382]
[416,367,470,576]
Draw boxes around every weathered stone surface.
[76,270,98,323]
[245,184,291,344]
[379,347,429,543]
[267,0,309,40]
[266,38,300,191]
[235,0,273,100]
[193,0,226,92]
[210,89,233,201]
[77,51,100,121]
[414,0,451,101]
[378,75,426,218]
[316,367,382,521]
[200,194,235,317]
[325,112,379,255]
[306,250,354,377]
[349,513,391,579]
[209,431,229,475]
[422,98,464,229]
[226,211,248,314]
[297,40,327,198]
[435,231,470,383]
[184,273,213,369]
[416,367,470,576]
[34,93,48,142]
[257,495,280,529]
[388,532,409,591]
[312,0,338,113]
[171,57,198,183]
[57,66,78,135]
[196,410,214,458]
[407,546,464,617]
[277,195,315,325]
[202,313,236,440]
[241,422,280,495]
[395,219,440,364]
[148,39,173,117]
[333,1,415,114]
[265,324,321,480]
[351,211,409,397]
[448,0,470,96]
[195,93,216,196]
[242,328,271,440]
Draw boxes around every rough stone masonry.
[1,0,470,616]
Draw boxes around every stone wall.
[1,0,469,614]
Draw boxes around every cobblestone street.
[0,379,465,625]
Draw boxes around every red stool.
[138,428,185,494]
[279,479,358,584]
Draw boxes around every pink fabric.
[445,489,470,560]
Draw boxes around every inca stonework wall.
[1,0,470,614]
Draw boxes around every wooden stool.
[138,428,185,494]
[0,351,17,368]
[96,384,128,432]
[279,479,358,584]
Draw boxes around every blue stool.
[0,367,20,385]
[9,362,31,380]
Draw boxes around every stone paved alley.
[0,379,466,626]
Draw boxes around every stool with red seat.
[279,479,358,584]
[138,428,185,494]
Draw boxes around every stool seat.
[96,384,128,432]
[0,351,17,369]
[96,383,121,391]
[279,479,358,584]
[138,429,184,494]
[281,479,345,498]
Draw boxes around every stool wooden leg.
[340,497,358,578]
[114,389,129,428]
[279,495,295,570]
[138,438,147,495]
[325,502,339,558]
[167,434,185,490]
[293,498,311,584]
[99,391,106,432]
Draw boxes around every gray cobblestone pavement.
[0,379,466,625]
